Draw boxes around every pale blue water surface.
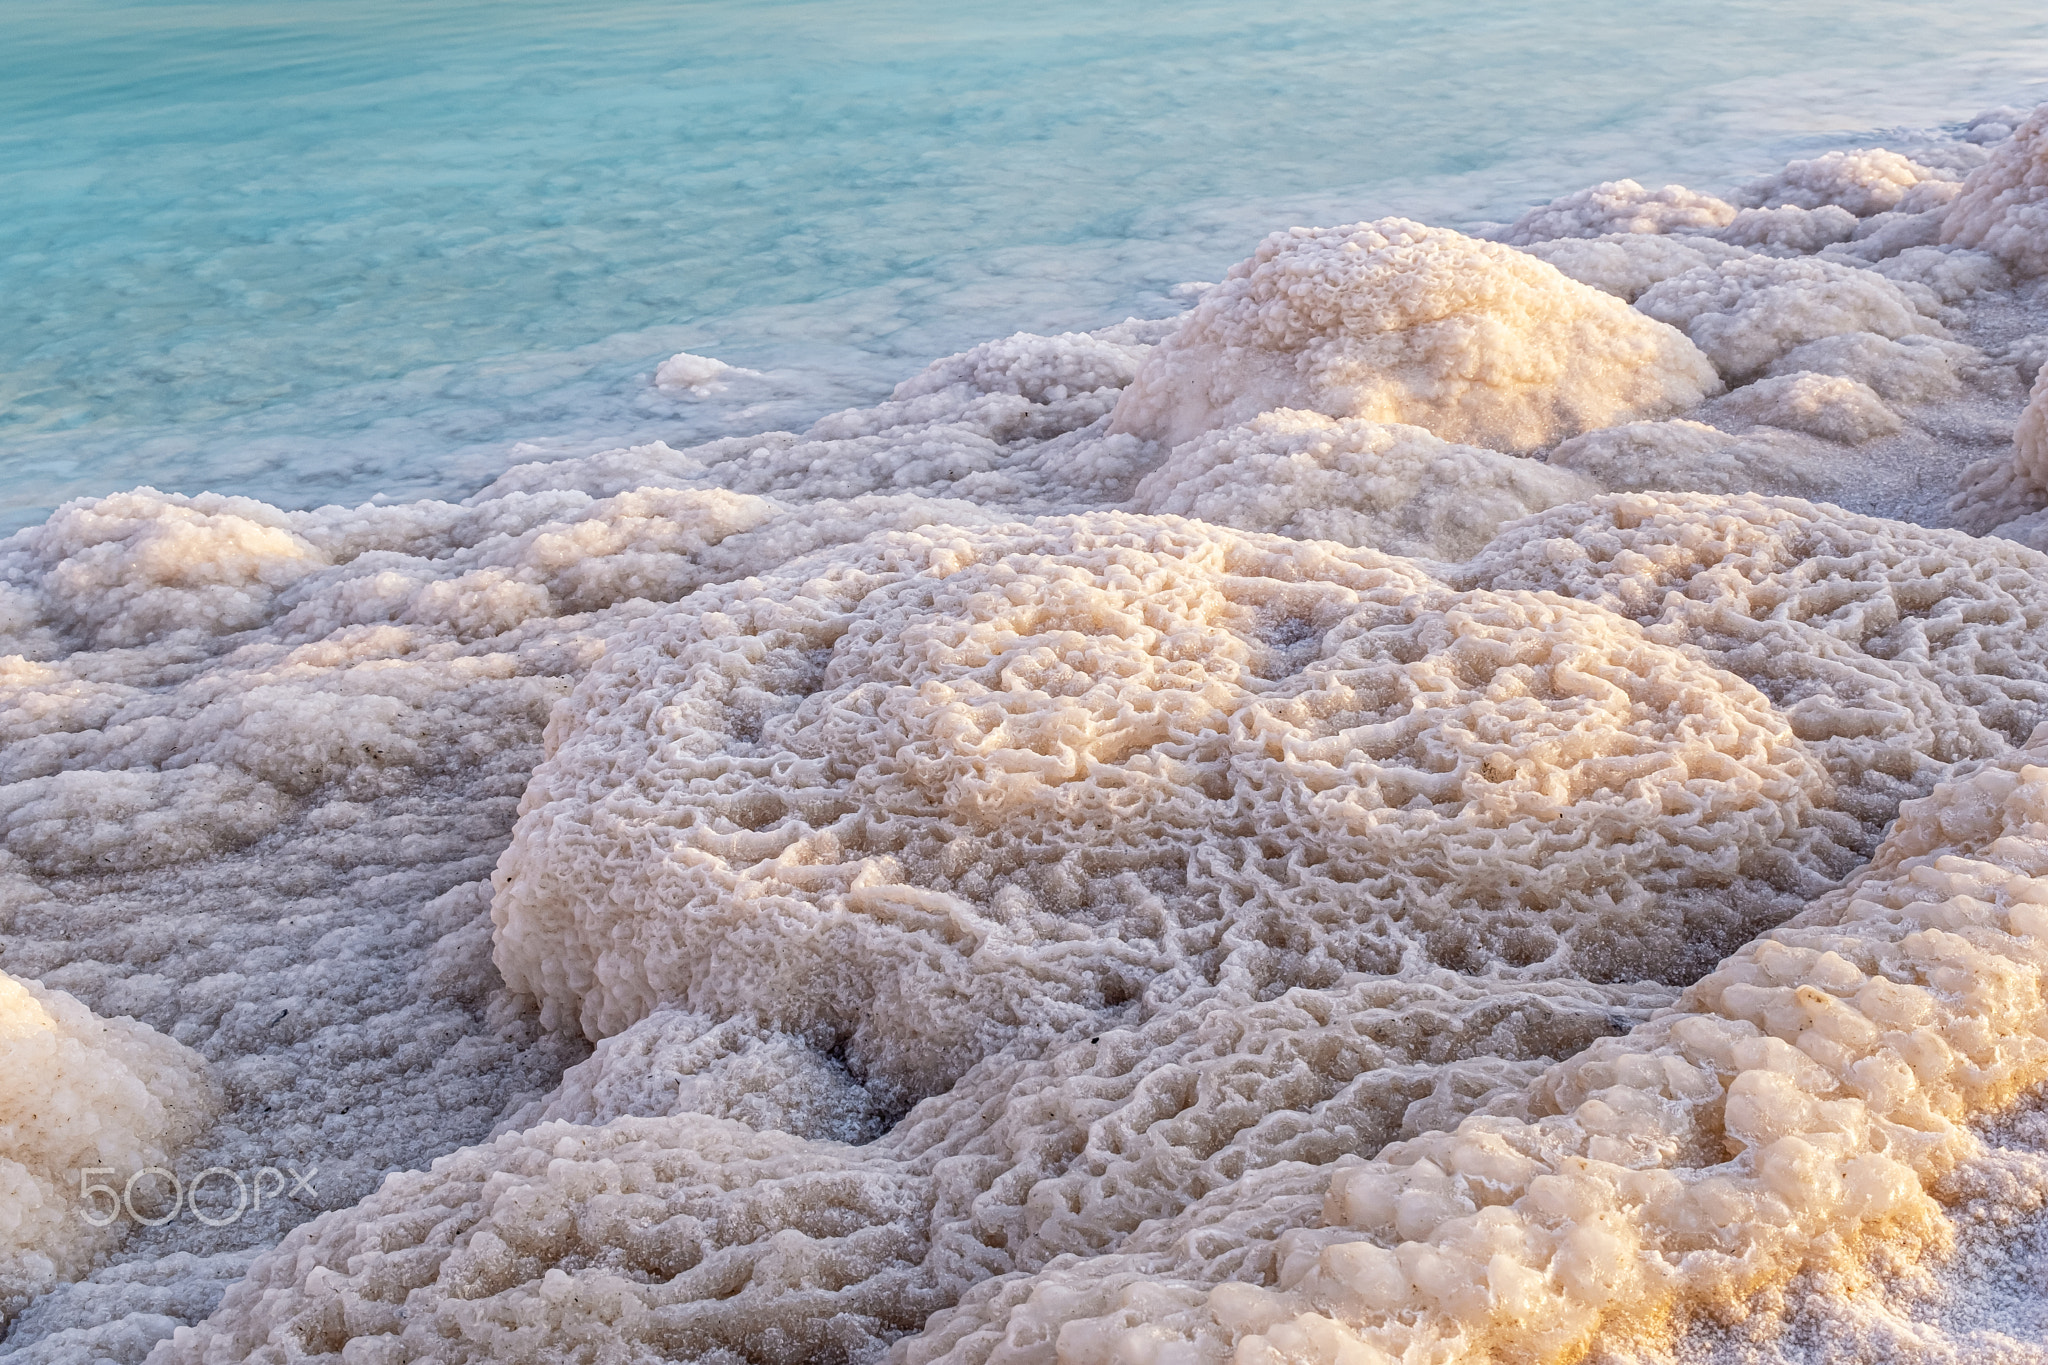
[4,0,2047,531]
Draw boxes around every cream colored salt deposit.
[1942,104,2048,276]
[1499,180,1738,245]
[1634,255,1944,381]
[1515,234,1753,303]
[1126,409,1598,559]
[906,731,2048,1365]
[0,972,209,1316]
[489,511,1856,1103]
[1106,219,1720,452]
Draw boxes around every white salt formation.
[1128,409,1598,558]
[1516,233,1752,303]
[1106,219,1720,452]
[1943,103,2048,276]
[1634,255,1944,381]
[1545,421,1834,496]
[902,732,2048,1365]
[1499,180,1738,245]
[8,99,2048,1365]
[0,973,208,1317]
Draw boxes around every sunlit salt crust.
[5,98,2048,1365]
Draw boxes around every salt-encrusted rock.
[0,973,210,1315]
[1942,101,2048,275]
[1127,409,1598,559]
[1736,147,1958,217]
[1516,232,1752,302]
[1109,219,1720,452]
[1715,372,1902,444]
[1635,254,1944,380]
[1499,180,1737,245]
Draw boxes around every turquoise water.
[4,0,2046,531]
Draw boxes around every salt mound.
[1635,254,1944,381]
[1942,102,2048,275]
[2015,363,2048,494]
[491,512,1863,1106]
[905,729,2048,1365]
[1763,331,1987,405]
[1736,148,1958,217]
[1464,492,2048,833]
[504,1010,892,1143]
[651,351,758,396]
[1953,365,2048,534]
[1714,371,1903,444]
[17,490,329,650]
[1105,219,1720,452]
[1547,420,1833,497]
[1125,409,1598,560]
[0,972,209,1317]
[1499,180,1737,245]
[1716,203,1859,253]
[1515,233,1752,302]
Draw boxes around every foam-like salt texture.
[0,973,209,1316]
[1516,234,1753,303]
[1635,255,1946,381]
[490,510,1863,1105]
[896,732,2048,1365]
[1127,409,1599,559]
[1943,104,2048,275]
[14,104,2048,1365]
[1106,219,1720,452]
[1499,181,1738,245]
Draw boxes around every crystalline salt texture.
[1107,219,1720,452]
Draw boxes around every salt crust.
[1634,255,1944,381]
[153,515,2048,1361]
[1734,149,1958,218]
[1545,422,1834,498]
[1106,220,1720,452]
[488,511,1857,1105]
[1126,409,1599,560]
[1515,235,1753,304]
[0,972,209,1316]
[901,729,2048,1365]
[165,975,1658,1365]
[1943,103,2048,276]
[1499,182,1738,246]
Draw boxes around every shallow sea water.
[4,0,2047,531]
